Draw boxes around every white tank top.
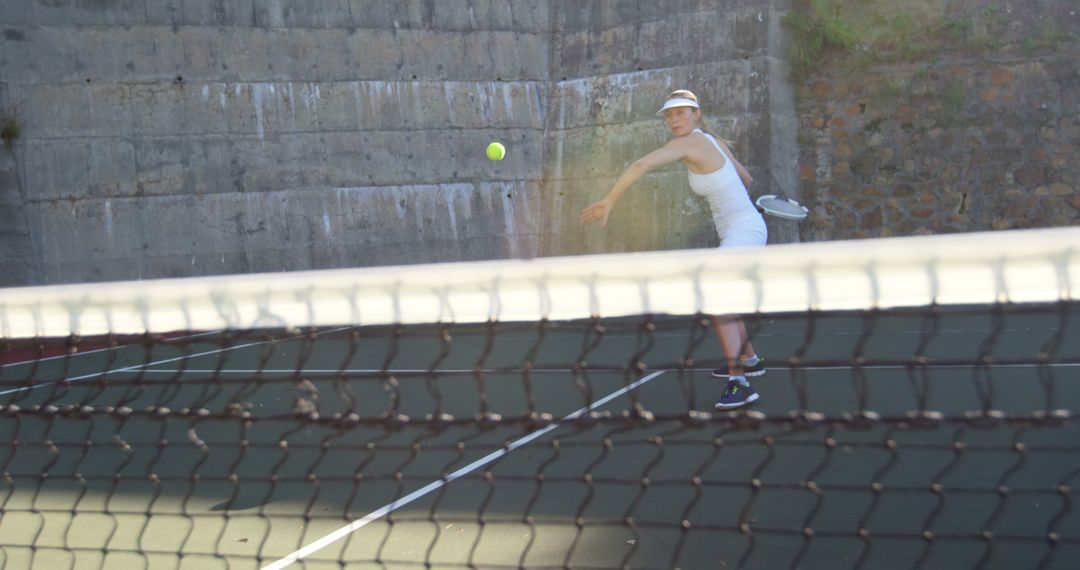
[686,129,761,230]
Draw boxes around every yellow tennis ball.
[486,141,506,161]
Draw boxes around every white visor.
[656,98,700,116]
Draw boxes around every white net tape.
[2,227,1078,337]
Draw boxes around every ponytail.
[698,118,733,147]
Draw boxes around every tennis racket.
[755,194,809,220]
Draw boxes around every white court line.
[101,362,1080,377]
[0,330,226,368]
[5,326,1051,368]
[260,369,668,570]
[721,363,1080,371]
[0,327,354,398]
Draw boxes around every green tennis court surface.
[2,306,1078,569]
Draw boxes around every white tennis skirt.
[716,213,768,248]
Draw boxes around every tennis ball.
[486,141,506,161]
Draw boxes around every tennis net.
[1,227,1078,570]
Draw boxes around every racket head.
[755,194,809,220]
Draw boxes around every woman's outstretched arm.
[580,141,688,226]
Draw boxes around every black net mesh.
[2,231,1079,569]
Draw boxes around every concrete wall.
[0,77,33,284]
[0,130,33,284]
[0,0,796,286]
[0,1,552,285]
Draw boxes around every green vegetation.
[0,112,19,150]
[941,79,967,126]
[1024,22,1076,54]
[779,1,1051,83]
[888,12,921,59]
[782,0,858,82]
[1022,37,1038,55]
[937,17,973,43]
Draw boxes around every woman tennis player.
[580,89,767,410]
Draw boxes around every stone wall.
[792,0,1079,241]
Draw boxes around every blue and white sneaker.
[711,358,767,378]
[715,379,759,410]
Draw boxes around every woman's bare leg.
[712,314,745,376]
[737,319,756,360]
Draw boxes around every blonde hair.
[665,90,732,146]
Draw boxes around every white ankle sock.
[732,375,749,386]
[742,355,760,366]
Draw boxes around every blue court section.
[2,305,1079,569]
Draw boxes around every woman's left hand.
[580,198,614,227]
